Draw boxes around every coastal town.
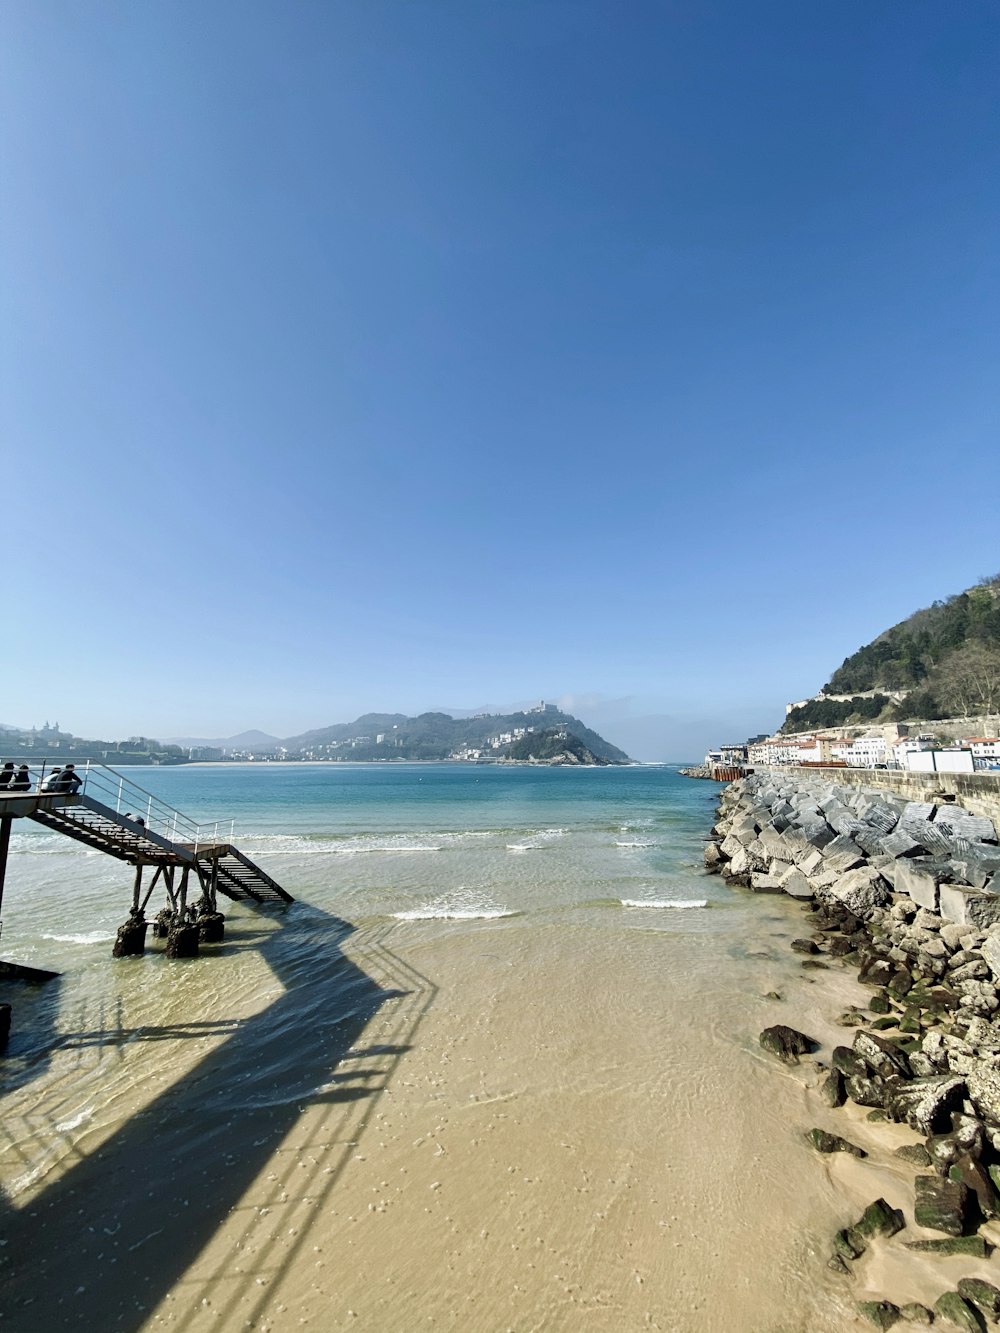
[704,710,1000,780]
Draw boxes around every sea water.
[0,764,859,1331]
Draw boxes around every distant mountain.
[166,729,283,750]
[282,707,631,764]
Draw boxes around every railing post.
[116,778,123,814]
[146,795,152,829]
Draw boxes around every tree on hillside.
[935,644,1000,718]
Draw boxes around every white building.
[963,738,1000,771]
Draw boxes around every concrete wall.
[763,765,1000,825]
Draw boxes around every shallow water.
[0,764,858,1331]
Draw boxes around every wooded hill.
[783,575,1000,732]
[283,708,632,764]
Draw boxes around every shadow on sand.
[0,901,436,1330]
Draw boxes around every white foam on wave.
[392,907,517,921]
[41,931,116,944]
[620,898,707,910]
[616,839,656,848]
[506,843,542,852]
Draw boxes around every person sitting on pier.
[41,767,64,792]
[0,762,15,790]
[55,764,82,794]
[9,765,31,792]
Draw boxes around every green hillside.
[783,574,1000,730]
[282,708,631,764]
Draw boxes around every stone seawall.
[760,766,1000,827]
[706,770,1000,1321]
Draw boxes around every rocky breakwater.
[706,771,1000,1328]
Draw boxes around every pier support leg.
[153,908,174,939]
[165,922,200,959]
[112,912,148,958]
[0,815,12,942]
[0,1002,10,1054]
[198,912,225,943]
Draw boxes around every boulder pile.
[706,771,1000,1323]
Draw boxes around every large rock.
[886,1075,966,1135]
[759,1025,815,1064]
[914,1174,969,1235]
[940,885,1000,929]
[829,866,891,918]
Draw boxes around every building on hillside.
[963,738,1000,771]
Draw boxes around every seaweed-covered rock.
[759,1025,815,1064]
[790,938,819,954]
[847,1197,905,1250]
[898,1305,933,1327]
[833,1228,865,1261]
[957,1279,1000,1321]
[895,1143,932,1167]
[904,1235,988,1256]
[832,1045,870,1078]
[914,1174,969,1236]
[949,1153,1000,1220]
[857,1301,900,1329]
[820,1068,847,1108]
[933,1291,985,1333]
[807,1128,866,1157]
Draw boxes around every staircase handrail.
[23,761,235,854]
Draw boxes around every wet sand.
[0,893,871,1333]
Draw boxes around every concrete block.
[934,812,998,844]
[822,834,866,875]
[949,854,1000,890]
[829,866,891,918]
[900,818,953,856]
[750,873,785,893]
[768,859,793,880]
[903,802,937,824]
[939,886,1000,931]
[882,829,929,860]
[758,826,787,859]
[779,867,814,899]
[895,861,941,911]
[982,932,1000,981]
[799,848,825,876]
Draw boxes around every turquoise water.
[4,762,726,955]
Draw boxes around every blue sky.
[3,1,999,760]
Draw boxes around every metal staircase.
[4,762,292,907]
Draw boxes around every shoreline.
[705,770,1000,1325]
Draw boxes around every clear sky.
[3,1,999,761]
